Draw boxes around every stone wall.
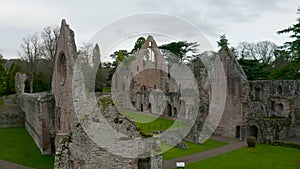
[54,95,162,169]
[246,80,300,141]
[0,95,25,128]
[0,105,25,128]
[53,20,162,169]
[18,93,55,154]
[215,46,248,137]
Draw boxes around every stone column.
[15,72,27,96]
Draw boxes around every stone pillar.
[15,72,27,96]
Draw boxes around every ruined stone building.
[5,18,299,168]
[112,36,181,118]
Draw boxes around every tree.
[131,37,145,53]
[236,42,254,59]
[217,34,229,48]
[159,41,199,63]
[238,58,270,80]
[41,26,59,65]
[18,33,42,93]
[0,55,7,95]
[277,6,300,59]
[253,41,277,64]
[5,62,19,94]
[270,6,300,79]
[236,41,277,64]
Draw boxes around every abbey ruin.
[1,19,299,168]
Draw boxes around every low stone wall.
[18,93,55,155]
[0,95,25,128]
[0,106,25,128]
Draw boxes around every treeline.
[219,6,300,80]
[0,56,53,96]
[1,7,299,96]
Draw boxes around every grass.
[121,110,228,161]
[120,110,186,133]
[183,144,300,169]
[102,87,111,92]
[0,99,3,106]
[0,127,54,169]
[162,139,227,160]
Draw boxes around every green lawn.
[0,128,54,169]
[120,110,186,132]
[184,144,300,169]
[162,139,227,160]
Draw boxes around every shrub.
[247,136,256,147]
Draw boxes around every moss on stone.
[98,97,114,109]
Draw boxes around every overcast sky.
[0,0,298,59]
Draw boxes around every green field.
[183,144,300,169]
[0,128,54,169]
[162,139,227,160]
[120,110,186,132]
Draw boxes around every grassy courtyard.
[120,110,228,161]
[0,127,54,169]
[162,139,227,160]
[120,110,186,132]
[183,144,300,169]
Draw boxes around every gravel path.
[0,160,34,169]
[162,135,246,169]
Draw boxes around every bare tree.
[41,26,59,65]
[253,41,277,64]
[19,33,42,93]
[78,43,94,65]
[236,41,277,64]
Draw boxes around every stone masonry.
[11,18,300,169]
[53,20,162,169]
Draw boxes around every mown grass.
[162,139,227,160]
[0,128,54,169]
[183,144,300,169]
[120,110,228,161]
[120,110,186,132]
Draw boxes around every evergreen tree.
[217,34,229,48]
[277,6,300,59]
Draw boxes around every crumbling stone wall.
[215,46,249,137]
[18,93,55,154]
[53,20,162,169]
[0,110,25,128]
[55,96,162,169]
[15,72,27,96]
[52,20,78,140]
[185,56,209,143]
[246,80,300,142]
[0,95,25,128]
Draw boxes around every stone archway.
[235,126,241,138]
[173,107,177,117]
[167,103,172,117]
[250,125,259,139]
